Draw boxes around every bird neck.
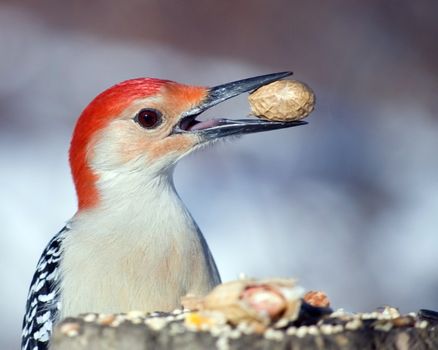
[61,166,220,316]
[71,167,197,239]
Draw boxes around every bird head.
[69,72,306,211]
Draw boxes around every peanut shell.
[249,79,315,121]
[202,278,303,327]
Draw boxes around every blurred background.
[1,0,438,347]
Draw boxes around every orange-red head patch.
[69,78,206,211]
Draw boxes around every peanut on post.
[248,79,315,121]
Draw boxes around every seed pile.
[57,306,436,350]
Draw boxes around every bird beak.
[173,72,307,140]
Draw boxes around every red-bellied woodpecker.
[21,72,306,350]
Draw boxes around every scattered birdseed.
[374,322,393,332]
[145,317,167,331]
[222,324,232,334]
[209,325,223,337]
[286,326,297,336]
[296,326,309,338]
[308,325,319,336]
[264,328,284,341]
[415,320,428,329]
[60,322,80,337]
[185,312,217,331]
[332,325,344,334]
[236,322,255,335]
[216,336,230,350]
[83,314,97,323]
[376,306,400,319]
[98,314,116,326]
[330,308,350,318]
[174,313,186,321]
[202,323,213,331]
[172,308,184,315]
[127,310,146,319]
[228,329,242,339]
[320,324,335,335]
[109,320,122,327]
[345,319,363,331]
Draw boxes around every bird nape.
[22,72,307,350]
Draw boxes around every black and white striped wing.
[22,227,67,350]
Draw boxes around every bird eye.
[135,109,162,129]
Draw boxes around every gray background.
[1,1,437,348]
